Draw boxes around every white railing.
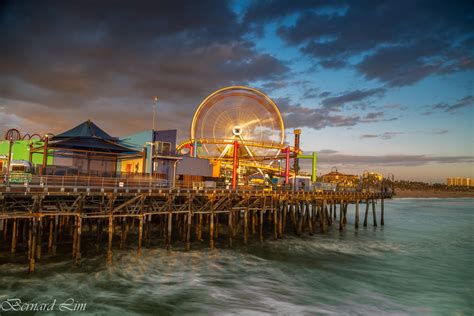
[0,174,393,195]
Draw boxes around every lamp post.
[151,97,158,180]
[5,137,13,185]
[145,141,154,179]
[152,96,158,131]
[42,134,49,175]
[172,160,179,188]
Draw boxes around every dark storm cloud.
[277,97,390,130]
[0,0,289,136]
[245,0,474,86]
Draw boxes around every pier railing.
[0,174,393,195]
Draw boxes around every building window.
[153,142,172,156]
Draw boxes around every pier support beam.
[243,209,248,245]
[76,216,82,265]
[137,216,143,256]
[343,203,347,226]
[1,219,7,244]
[320,200,327,233]
[339,202,344,231]
[186,211,192,251]
[53,215,59,255]
[36,217,42,260]
[273,204,278,240]
[381,198,385,226]
[228,211,233,247]
[372,199,377,227]
[28,218,37,273]
[307,202,314,236]
[167,212,172,250]
[355,199,359,229]
[11,219,17,253]
[107,216,113,263]
[47,217,53,253]
[363,199,369,227]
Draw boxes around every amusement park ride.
[177,86,315,190]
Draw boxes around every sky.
[0,0,472,182]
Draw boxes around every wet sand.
[394,190,474,198]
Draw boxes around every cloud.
[315,153,474,167]
[245,1,474,86]
[302,87,319,99]
[277,97,391,130]
[319,91,331,98]
[355,40,473,87]
[0,1,289,137]
[383,104,407,111]
[432,129,449,135]
[360,134,378,139]
[317,149,338,154]
[321,88,385,110]
[260,81,288,92]
[430,95,474,113]
[360,132,403,140]
[422,95,473,116]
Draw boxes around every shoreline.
[393,190,474,198]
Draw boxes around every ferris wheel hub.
[232,126,243,136]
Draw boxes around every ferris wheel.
[190,86,285,161]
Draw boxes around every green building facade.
[0,140,53,171]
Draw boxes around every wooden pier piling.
[107,215,113,263]
[363,199,369,227]
[355,199,359,229]
[372,199,377,227]
[381,198,385,226]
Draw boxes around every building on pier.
[31,120,142,176]
[118,129,214,186]
[0,139,53,174]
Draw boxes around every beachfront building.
[321,167,360,188]
[447,177,473,187]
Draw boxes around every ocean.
[0,198,472,315]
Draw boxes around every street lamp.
[5,136,13,185]
[145,141,154,179]
[152,96,158,131]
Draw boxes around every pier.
[0,175,391,273]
